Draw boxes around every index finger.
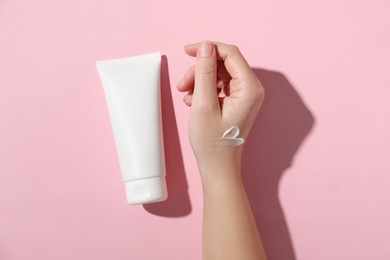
[184,41,256,81]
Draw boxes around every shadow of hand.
[243,68,315,260]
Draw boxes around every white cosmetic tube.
[96,52,167,205]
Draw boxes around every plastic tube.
[96,52,167,205]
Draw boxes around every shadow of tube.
[143,55,192,217]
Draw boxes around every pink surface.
[1,0,390,259]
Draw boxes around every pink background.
[1,0,389,259]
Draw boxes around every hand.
[177,41,265,174]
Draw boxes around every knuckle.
[255,82,265,100]
[229,44,240,54]
[198,62,216,75]
[194,99,219,112]
[230,44,239,50]
[247,80,265,103]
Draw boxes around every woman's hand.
[177,41,265,173]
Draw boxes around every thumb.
[192,41,220,112]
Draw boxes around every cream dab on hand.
[216,126,245,147]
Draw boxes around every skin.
[177,41,268,260]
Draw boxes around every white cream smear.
[216,126,245,147]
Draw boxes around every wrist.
[199,160,246,202]
[197,154,242,182]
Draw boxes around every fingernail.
[199,41,213,57]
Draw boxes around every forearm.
[200,162,268,260]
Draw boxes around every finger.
[185,41,255,81]
[184,43,200,56]
[183,93,192,106]
[192,41,220,111]
[177,63,228,92]
[177,65,195,92]
[217,79,225,89]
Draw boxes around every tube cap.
[125,177,168,205]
